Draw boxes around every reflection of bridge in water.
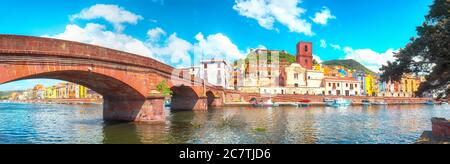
[0,35,226,123]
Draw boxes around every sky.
[0,0,433,91]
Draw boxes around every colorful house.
[365,74,378,96]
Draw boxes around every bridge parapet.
[0,35,174,75]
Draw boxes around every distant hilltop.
[322,59,376,75]
[0,90,24,100]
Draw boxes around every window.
[308,76,311,79]
[328,91,332,95]
[337,83,340,87]
[328,83,331,87]
[204,63,207,69]
[305,45,308,52]
[336,90,341,95]
[217,70,222,84]
[295,84,299,87]
[305,59,308,64]
[355,84,357,88]
[294,73,299,79]
[350,84,354,90]
[217,63,221,68]
[346,83,348,87]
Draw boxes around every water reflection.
[0,103,449,144]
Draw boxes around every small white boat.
[372,101,388,105]
[325,98,351,107]
[253,98,276,107]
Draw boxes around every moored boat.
[424,100,435,105]
[251,98,276,107]
[372,101,388,105]
[297,100,311,107]
[361,100,371,106]
[325,98,351,107]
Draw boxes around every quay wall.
[225,92,431,104]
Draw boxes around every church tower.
[296,42,313,70]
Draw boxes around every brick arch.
[170,85,202,111]
[206,91,215,107]
[0,65,147,100]
[205,90,225,108]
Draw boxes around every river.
[0,102,449,144]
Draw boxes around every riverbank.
[1,99,103,105]
[224,98,437,107]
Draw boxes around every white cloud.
[320,39,327,48]
[48,4,247,69]
[233,0,313,36]
[70,4,143,32]
[330,44,341,50]
[313,54,322,64]
[45,23,153,57]
[193,33,245,64]
[343,47,397,72]
[310,7,336,25]
[147,27,167,41]
[151,33,193,68]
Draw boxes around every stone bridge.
[0,35,225,123]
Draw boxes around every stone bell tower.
[296,42,313,70]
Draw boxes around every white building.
[191,59,232,89]
[324,77,361,96]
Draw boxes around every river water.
[0,102,449,144]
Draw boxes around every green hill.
[322,59,376,75]
[0,90,24,100]
[234,50,297,65]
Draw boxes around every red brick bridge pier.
[0,35,225,123]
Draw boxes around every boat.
[251,98,276,107]
[262,99,275,107]
[361,100,371,106]
[325,98,351,107]
[441,102,449,105]
[297,100,311,107]
[424,100,435,105]
[372,101,388,105]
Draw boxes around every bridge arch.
[206,91,215,107]
[1,70,145,101]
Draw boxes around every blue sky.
[0,0,433,91]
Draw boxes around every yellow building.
[313,64,322,71]
[400,74,422,97]
[365,74,378,96]
[78,85,87,98]
[45,86,57,99]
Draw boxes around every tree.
[380,0,449,97]
[156,80,173,97]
